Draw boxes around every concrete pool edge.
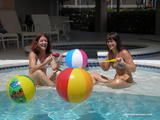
[23,38,160,57]
[1,59,160,69]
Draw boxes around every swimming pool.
[0,64,160,120]
[0,88,160,120]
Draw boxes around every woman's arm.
[99,53,112,71]
[121,50,136,72]
[99,62,111,71]
[50,56,59,71]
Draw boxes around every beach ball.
[6,75,36,103]
[56,68,93,103]
[65,49,88,68]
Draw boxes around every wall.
[0,0,15,9]
[14,0,58,23]
[156,9,160,35]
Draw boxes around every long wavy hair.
[31,33,51,56]
[106,32,122,52]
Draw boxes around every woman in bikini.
[28,33,61,86]
[91,32,136,88]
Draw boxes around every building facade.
[63,0,158,8]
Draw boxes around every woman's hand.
[44,55,53,65]
[114,57,126,69]
[99,60,111,71]
[50,55,61,71]
[116,57,124,63]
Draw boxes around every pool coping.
[0,60,160,68]
[1,59,160,69]
[24,38,160,58]
[96,40,160,57]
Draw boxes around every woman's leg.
[91,72,111,84]
[29,70,54,86]
[105,79,131,89]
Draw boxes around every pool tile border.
[0,60,160,72]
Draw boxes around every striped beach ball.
[56,68,93,103]
[6,75,36,103]
[65,49,88,68]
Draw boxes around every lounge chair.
[1,33,19,48]
[0,10,38,47]
[50,16,72,40]
[31,14,59,42]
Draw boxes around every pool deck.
[1,31,160,67]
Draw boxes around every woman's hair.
[106,32,122,52]
[31,33,51,55]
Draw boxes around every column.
[95,0,107,32]
[156,9,160,35]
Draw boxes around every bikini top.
[37,59,48,69]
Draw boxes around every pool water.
[0,66,160,120]
[1,66,160,96]
[0,88,160,120]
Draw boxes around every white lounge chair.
[0,10,38,47]
[50,16,72,40]
[31,14,59,42]
[0,15,19,49]
[1,33,19,48]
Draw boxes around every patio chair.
[0,16,19,48]
[31,14,59,42]
[1,33,19,48]
[0,10,38,47]
[50,16,72,40]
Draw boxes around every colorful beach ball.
[65,49,88,68]
[56,68,93,103]
[6,75,36,103]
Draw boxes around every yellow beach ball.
[6,75,36,103]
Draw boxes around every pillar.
[95,0,107,32]
[155,9,160,35]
